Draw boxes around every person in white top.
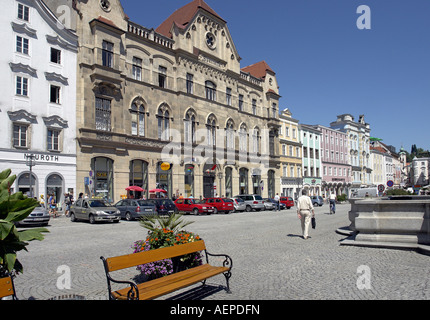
[329,192,336,214]
[274,193,280,211]
[296,189,315,239]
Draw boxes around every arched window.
[239,124,247,152]
[205,81,216,101]
[157,105,170,141]
[226,119,235,150]
[129,160,148,199]
[130,103,145,137]
[184,109,196,144]
[91,157,114,201]
[252,127,261,154]
[206,114,217,146]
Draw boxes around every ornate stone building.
[73,0,281,201]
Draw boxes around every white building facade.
[0,0,78,205]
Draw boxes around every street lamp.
[25,154,36,198]
[217,171,223,197]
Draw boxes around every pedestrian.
[49,197,58,218]
[296,189,315,240]
[274,193,280,211]
[329,192,336,214]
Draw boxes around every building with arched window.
[73,0,281,201]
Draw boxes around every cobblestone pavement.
[13,203,430,300]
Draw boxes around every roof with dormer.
[156,0,225,39]
[241,61,275,80]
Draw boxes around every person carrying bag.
[296,189,315,240]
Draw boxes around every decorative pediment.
[7,109,37,124]
[45,72,69,86]
[11,22,37,38]
[46,35,78,52]
[9,63,38,78]
[42,115,68,129]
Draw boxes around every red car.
[280,196,294,209]
[174,198,215,215]
[202,198,234,214]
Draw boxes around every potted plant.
[131,214,203,280]
[0,169,49,281]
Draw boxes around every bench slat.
[0,277,14,299]
[112,264,229,300]
[106,240,207,272]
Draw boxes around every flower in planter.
[132,227,203,279]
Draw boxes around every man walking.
[297,189,315,240]
[274,193,280,211]
[329,192,336,214]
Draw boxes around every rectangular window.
[16,36,29,55]
[47,129,60,151]
[158,66,167,88]
[252,99,257,115]
[95,97,111,131]
[13,124,27,148]
[50,85,60,104]
[50,48,61,64]
[186,73,193,94]
[239,94,243,111]
[18,3,29,21]
[226,88,232,106]
[102,41,113,67]
[132,57,142,81]
[16,76,28,96]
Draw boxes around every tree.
[0,169,49,277]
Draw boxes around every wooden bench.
[0,275,17,300]
[100,240,232,300]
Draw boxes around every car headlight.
[96,210,105,214]
[116,210,120,214]
[202,207,207,209]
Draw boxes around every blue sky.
[121,0,430,154]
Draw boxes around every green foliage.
[336,194,347,202]
[139,213,194,235]
[0,169,49,277]
[386,189,413,196]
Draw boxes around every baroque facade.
[73,0,281,202]
[279,108,302,199]
[0,0,78,205]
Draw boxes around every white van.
[350,188,378,198]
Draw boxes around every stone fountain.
[337,196,430,255]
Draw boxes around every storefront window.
[156,162,172,197]
[184,164,194,197]
[239,168,248,195]
[225,167,233,198]
[91,157,114,202]
[268,170,275,198]
[129,160,148,199]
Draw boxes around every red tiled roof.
[241,61,275,79]
[96,16,118,28]
[156,0,224,39]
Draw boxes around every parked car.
[114,199,156,221]
[202,198,234,214]
[174,198,215,215]
[231,197,246,212]
[15,203,50,227]
[234,194,265,212]
[70,198,121,224]
[311,196,324,207]
[279,196,294,209]
[263,198,286,210]
[263,198,275,210]
[147,198,178,215]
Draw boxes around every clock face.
[206,33,216,49]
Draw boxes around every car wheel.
[125,212,133,221]
[193,208,199,215]
[70,213,77,222]
[89,214,96,224]
[246,205,252,212]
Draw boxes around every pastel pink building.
[315,125,352,196]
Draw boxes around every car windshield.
[223,199,233,202]
[88,200,109,207]
[235,198,244,203]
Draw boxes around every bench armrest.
[205,251,233,271]
[100,256,139,300]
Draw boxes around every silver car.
[15,203,50,227]
[234,194,265,212]
[70,198,121,224]
[231,197,246,212]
